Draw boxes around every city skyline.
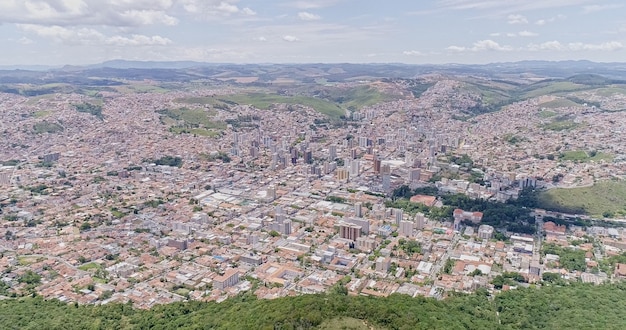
[1,0,626,66]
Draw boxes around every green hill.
[1,283,625,329]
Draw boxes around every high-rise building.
[348,217,369,234]
[328,145,337,161]
[415,212,425,230]
[339,222,361,241]
[354,202,363,218]
[395,208,404,226]
[336,168,349,181]
[399,220,414,237]
[267,185,276,201]
[349,159,360,177]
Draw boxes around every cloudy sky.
[1,0,625,65]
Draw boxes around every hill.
[0,283,625,329]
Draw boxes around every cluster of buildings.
[1,77,626,308]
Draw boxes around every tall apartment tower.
[354,202,363,217]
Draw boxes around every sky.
[1,0,626,65]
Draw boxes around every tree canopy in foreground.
[0,282,625,329]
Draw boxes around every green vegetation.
[537,110,558,118]
[540,119,582,131]
[177,93,345,119]
[521,81,588,99]
[77,263,102,272]
[326,196,347,204]
[74,103,103,119]
[558,150,613,162]
[397,238,421,256]
[0,277,612,329]
[538,98,582,109]
[538,180,626,217]
[144,155,183,167]
[32,121,63,134]
[542,243,586,271]
[491,272,526,289]
[158,107,226,136]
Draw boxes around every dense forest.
[1,283,625,329]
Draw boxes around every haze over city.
[1,0,626,65]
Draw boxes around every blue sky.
[1,0,625,65]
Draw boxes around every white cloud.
[437,0,591,14]
[582,4,623,14]
[241,7,257,15]
[489,32,501,37]
[528,40,623,51]
[447,45,467,52]
[17,37,34,45]
[18,24,171,47]
[106,34,172,46]
[402,50,423,56]
[283,35,299,42]
[518,30,538,37]
[17,24,105,45]
[535,14,565,25]
[298,12,321,21]
[507,14,527,24]
[256,36,267,42]
[447,39,513,52]
[118,10,179,26]
[288,0,342,9]
[472,39,512,51]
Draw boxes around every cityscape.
[1,64,626,313]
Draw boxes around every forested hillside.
[1,283,625,329]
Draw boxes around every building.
[478,225,494,240]
[339,222,362,241]
[415,213,425,230]
[399,220,414,237]
[375,257,391,272]
[336,168,349,181]
[347,217,369,234]
[214,269,240,290]
[394,208,404,226]
[356,236,377,252]
[354,202,363,217]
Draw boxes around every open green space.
[559,150,613,162]
[32,121,63,134]
[178,93,346,119]
[77,262,102,271]
[521,81,589,99]
[114,84,170,94]
[539,114,584,131]
[157,107,226,136]
[538,180,626,217]
[1,283,626,329]
[32,110,51,118]
[539,98,582,109]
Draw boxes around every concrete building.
[478,225,494,240]
[339,222,362,241]
[214,269,240,290]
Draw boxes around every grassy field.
[177,93,346,119]
[521,81,588,99]
[539,98,582,108]
[559,150,613,162]
[538,180,626,217]
[32,121,63,134]
[318,317,381,330]
[537,110,558,118]
[77,262,102,271]
[113,84,170,94]
[541,119,582,131]
[157,107,226,137]
[32,110,50,118]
